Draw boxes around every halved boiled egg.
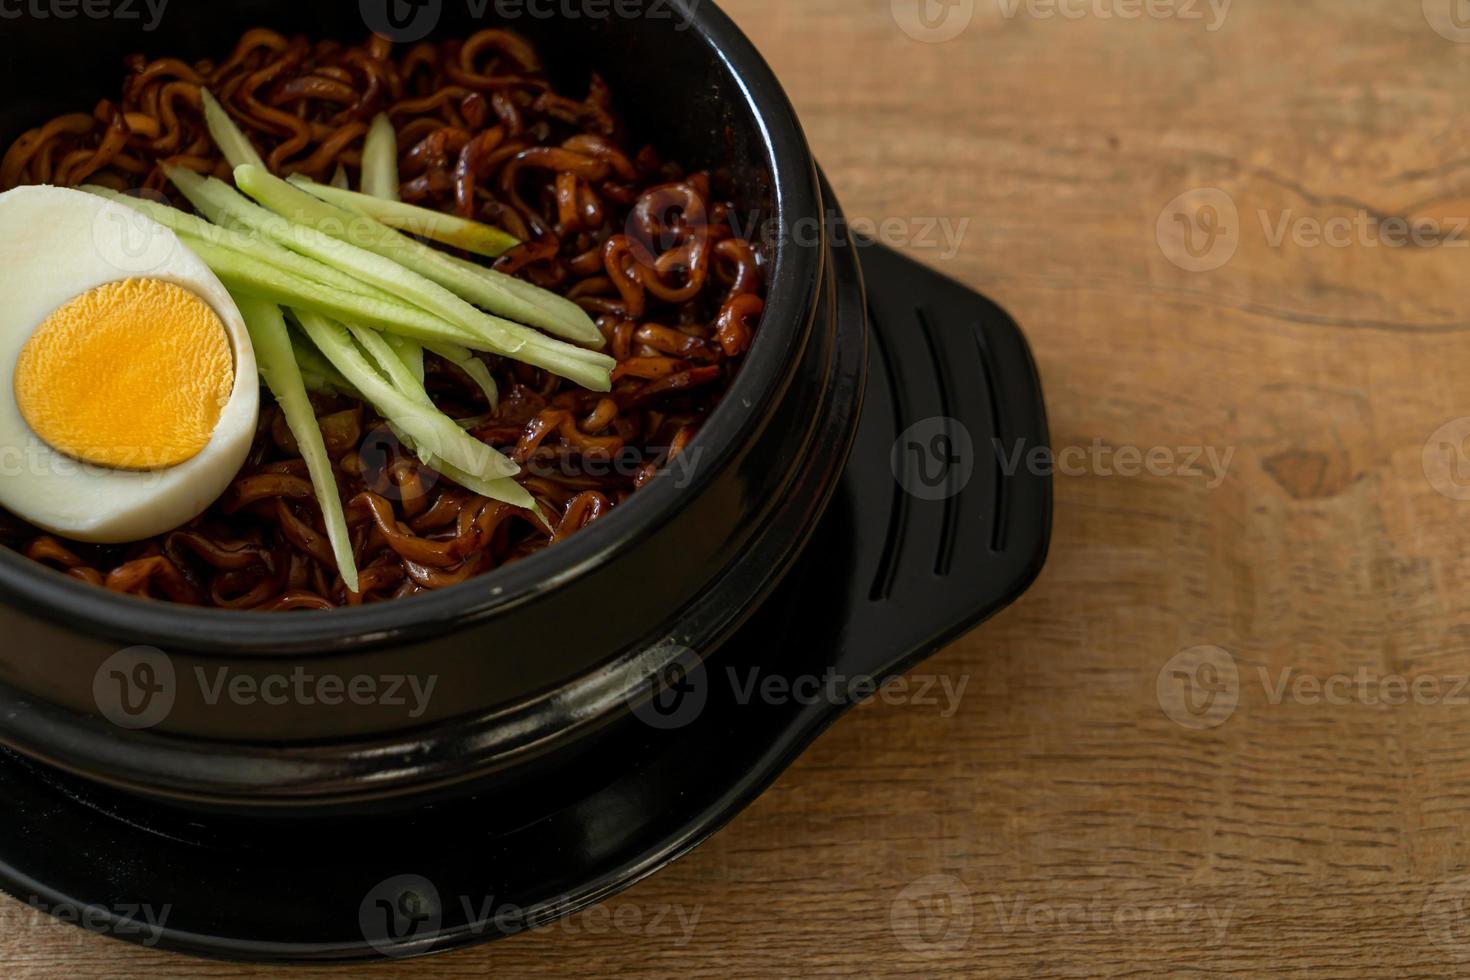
[0,186,257,543]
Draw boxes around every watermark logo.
[361,874,444,957]
[625,643,708,730]
[892,417,976,501]
[1156,645,1238,730]
[92,646,175,730]
[1425,873,1470,960]
[891,0,976,42]
[92,190,181,276]
[1157,188,1239,273]
[1425,0,1470,43]
[890,874,974,955]
[361,0,443,42]
[1424,418,1470,501]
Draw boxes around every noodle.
[0,27,765,610]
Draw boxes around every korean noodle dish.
[0,27,766,610]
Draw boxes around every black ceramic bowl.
[0,0,860,806]
[0,2,1054,959]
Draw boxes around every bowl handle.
[826,242,1053,682]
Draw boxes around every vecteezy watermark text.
[987,893,1234,941]
[1158,187,1470,273]
[94,646,440,730]
[23,898,173,947]
[715,209,970,260]
[888,873,1234,956]
[1158,646,1470,730]
[486,0,697,25]
[891,0,1230,44]
[994,0,1230,30]
[360,0,698,43]
[359,874,700,957]
[892,421,1235,502]
[995,438,1235,489]
[0,0,168,30]
[1257,210,1470,251]
[622,646,973,732]
[196,666,437,718]
[729,667,969,718]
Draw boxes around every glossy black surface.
[0,242,1051,961]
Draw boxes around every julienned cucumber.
[292,309,526,488]
[348,323,434,408]
[200,88,266,171]
[189,166,614,390]
[361,114,401,203]
[181,235,487,349]
[84,185,390,304]
[289,174,520,259]
[236,164,605,350]
[232,293,360,593]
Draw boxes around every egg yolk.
[13,278,234,471]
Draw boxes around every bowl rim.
[0,1,824,655]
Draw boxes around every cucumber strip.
[387,334,425,385]
[438,250,604,348]
[191,167,614,390]
[348,323,434,407]
[235,166,605,356]
[292,309,522,483]
[200,88,266,171]
[84,185,391,303]
[172,168,479,329]
[236,164,604,349]
[425,342,499,410]
[181,235,487,349]
[361,114,401,202]
[330,163,350,190]
[166,169,240,228]
[289,175,520,258]
[386,424,537,516]
[359,135,427,390]
[291,331,358,397]
[232,293,360,593]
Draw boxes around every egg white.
[0,185,258,543]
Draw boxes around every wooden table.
[11,0,1470,975]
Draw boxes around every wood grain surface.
[9,0,1470,975]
